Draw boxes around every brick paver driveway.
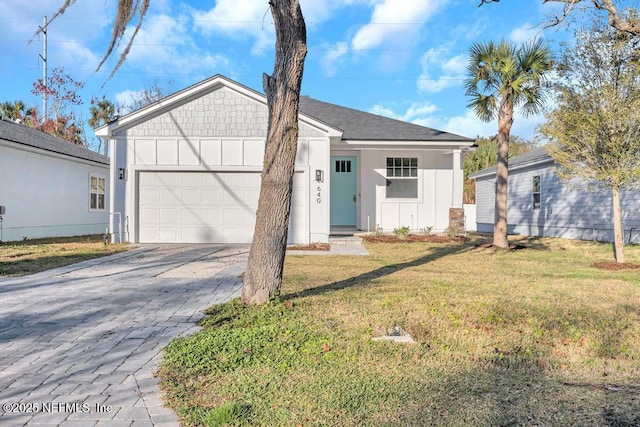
[0,245,248,426]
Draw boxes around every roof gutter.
[469,156,555,179]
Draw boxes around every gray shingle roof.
[0,119,109,165]
[299,96,474,142]
[469,147,554,179]
[97,74,475,145]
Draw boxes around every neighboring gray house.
[470,147,640,244]
[96,75,475,244]
[0,119,110,242]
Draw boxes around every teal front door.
[330,156,357,226]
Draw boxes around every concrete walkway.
[286,236,369,256]
[0,245,249,426]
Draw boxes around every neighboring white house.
[95,75,475,244]
[470,147,640,244]
[0,119,110,242]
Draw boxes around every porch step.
[329,235,365,244]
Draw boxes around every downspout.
[106,133,117,244]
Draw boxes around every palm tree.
[89,96,116,155]
[0,100,27,121]
[88,96,116,129]
[465,39,552,248]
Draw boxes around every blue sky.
[1,0,577,147]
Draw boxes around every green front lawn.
[159,236,640,426]
[0,235,129,276]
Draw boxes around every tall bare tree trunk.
[493,97,513,248]
[612,185,625,263]
[241,0,307,305]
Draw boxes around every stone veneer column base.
[449,208,465,235]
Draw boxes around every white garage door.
[138,171,306,243]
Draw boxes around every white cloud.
[0,0,112,80]
[301,0,369,24]
[370,102,547,141]
[414,111,495,139]
[192,0,274,55]
[57,40,101,72]
[0,0,112,40]
[509,23,542,43]
[418,46,466,93]
[114,89,141,114]
[415,109,547,141]
[513,113,547,141]
[369,101,438,122]
[321,42,349,77]
[192,0,370,54]
[351,0,448,50]
[121,14,230,76]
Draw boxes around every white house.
[470,147,640,243]
[0,119,110,242]
[95,75,475,244]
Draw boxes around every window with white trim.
[90,174,106,211]
[386,157,418,198]
[533,175,541,210]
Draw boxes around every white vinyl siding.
[475,163,640,243]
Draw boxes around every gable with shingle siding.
[117,87,324,139]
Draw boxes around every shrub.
[444,226,458,238]
[420,226,433,236]
[393,226,410,239]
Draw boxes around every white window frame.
[89,174,106,212]
[385,157,418,199]
[533,175,541,210]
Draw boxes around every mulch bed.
[361,234,467,244]
[287,243,331,251]
[593,261,640,271]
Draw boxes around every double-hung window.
[532,175,541,210]
[386,157,418,198]
[90,174,106,211]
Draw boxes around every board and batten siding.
[358,150,453,232]
[109,85,330,244]
[475,163,640,243]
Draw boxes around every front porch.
[328,147,468,234]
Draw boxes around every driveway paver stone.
[0,245,248,426]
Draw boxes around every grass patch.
[200,401,251,427]
[160,235,640,426]
[0,235,129,276]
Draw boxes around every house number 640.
[316,186,322,204]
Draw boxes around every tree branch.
[36,0,151,83]
[479,0,640,36]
